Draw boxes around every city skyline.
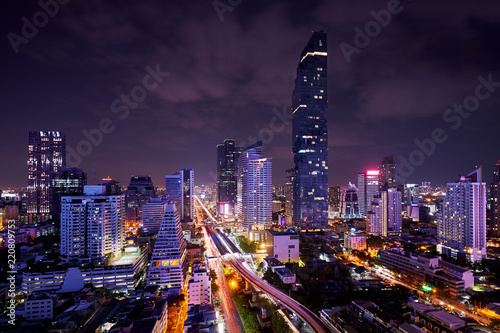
[2,1,500,189]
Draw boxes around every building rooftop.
[266,229,297,236]
[428,310,465,326]
[263,257,284,267]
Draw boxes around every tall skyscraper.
[328,185,341,209]
[27,131,66,221]
[98,177,122,195]
[490,160,500,237]
[165,172,182,211]
[340,183,360,218]
[237,141,272,230]
[285,168,295,226]
[50,167,86,222]
[378,156,401,190]
[180,168,194,222]
[146,203,186,290]
[438,168,487,262]
[216,139,242,216]
[367,189,402,236]
[291,31,328,229]
[60,185,125,263]
[358,170,380,217]
[142,198,167,234]
[165,169,194,222]
[124,175,156,228]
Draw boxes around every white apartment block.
[438,169,487,262]
[61,185,125,263]
[25,293,53,321]
[188,262,211,306]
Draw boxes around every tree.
[271,311,293,333]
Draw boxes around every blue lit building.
[292,31,328,229]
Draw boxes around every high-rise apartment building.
[358,170,379,217]
[328,185,341,209]
[378,156,401,190]
[180,168,194,222]
[285,168,295,226]
[438,168,487,262]
[216,139,242,216]
[367,189,402,236]
[60,185,125,263]
[125,175,155,227]
[50,167,86,222]
[292,31,328,229]
[165,173,182,211]
[27,131,66,221]
[237,141,272,230]
[146,203,186,290]
[490,160,500,237]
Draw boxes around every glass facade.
[292,31,328,229]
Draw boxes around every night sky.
[1,0,500,189]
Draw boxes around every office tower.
[292,31,328,229]
[285,168,295,226]
[99,177,122,195]
[142,198,167,234]
[490,160,500,237]
[165,173,182,211]
[328,185,341,208]
[50,167,86,222]
[367,189,402,236]
[438,168,487,262]
[60,185,125,263]
[125,175,156,228]
[358,170,380,217]
[216,139,242,216]
[180,168,194,222]
[237,141,272,230]
[340,183,360,218]
[146,203,186,290]
[379,156,401,190]
[404,184,419,210]
[27,131,66,221]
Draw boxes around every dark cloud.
[1,0,500,189]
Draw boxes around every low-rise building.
[265,229,299,262]
[188,262,211,307]
[262,257,285,273]
[344,230,367,251]
[25,293,53,321]
[274,267,296,284]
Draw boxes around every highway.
[211,231,331,333]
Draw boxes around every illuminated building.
[98,177,122,195]
[142,198,167,234]
[340,183,360,218]
[165,172,181,211]
[188,262,211,306]
[125,175,155,227]
[180,168,194,222]
[237,141,272,230]
[378,155,401,190]
[344,229,366,251]
[292,31,328,229]
[216,139,242,216]
[284,168,295,226]
[438,168,487,262]
[165,169,193,222]
[146,203,186,290]
[265,229,299,262]
[27,131,66,222]
[358,170,380,217]
[490,160,500,237]
[367,188,402,236]
[60,185,125,263]
[50,167,86,222]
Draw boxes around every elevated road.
[212,232,331,333]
